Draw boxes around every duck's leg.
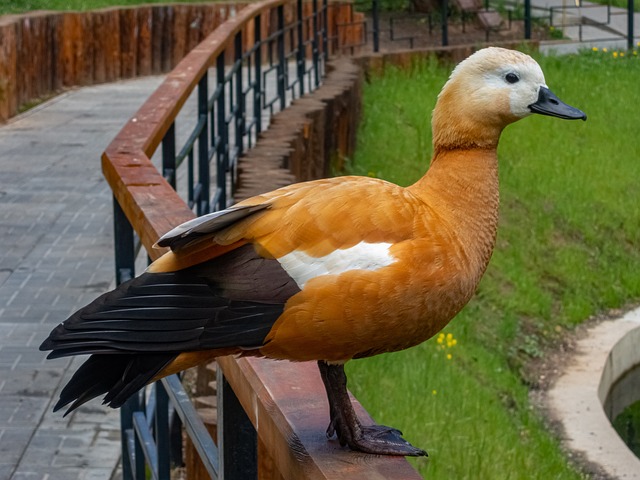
[317,360,427,457]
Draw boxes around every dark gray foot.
[318,361,428,457]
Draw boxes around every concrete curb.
[547,309,640,479]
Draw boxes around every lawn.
[0,0,199,14]
[343,49,640,478]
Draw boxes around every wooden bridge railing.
[102,0,421,478]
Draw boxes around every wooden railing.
[102,0,420,478]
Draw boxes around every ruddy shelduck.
[41,47,586,456]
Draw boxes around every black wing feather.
[41,243,300,414]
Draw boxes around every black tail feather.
[55,354,176,415]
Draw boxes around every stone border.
[547,308,640,479]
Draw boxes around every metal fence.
[112,0,329,477]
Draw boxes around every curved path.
[0,76,163,480]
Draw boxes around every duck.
[40,47,586,457]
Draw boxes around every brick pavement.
[0,76,164,480]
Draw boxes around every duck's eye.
[505,73,520,84]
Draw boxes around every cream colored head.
[432,47,584,150]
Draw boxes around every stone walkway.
[0,76,164,480]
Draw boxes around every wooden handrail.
[102,1,421,478]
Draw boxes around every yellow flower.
[620,52,625,57]
[432,389,437,395]
[603,47,608,53]
[613,51,618,58]
[592,46,598,52]
[634,50,638,56]
[446,353,452,360]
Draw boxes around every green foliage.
[613,399,640,457]
[0,0,200,14]
[589,0,640,12]
[352,0,410,12]
[343,50,640,478]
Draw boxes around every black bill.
[528,87,587,121]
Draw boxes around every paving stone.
[0,75,164,480]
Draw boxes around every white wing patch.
[277,242,395,289]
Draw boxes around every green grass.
[0,0,204,15]
[613,399,640,457]
[343,49,640,478]
[590,0,640,12]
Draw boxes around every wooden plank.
[186,5,203,53]
[171,4,189,67]
[219,357,423,480]
[92,11,107,84]
[103,9,121,83]
[137,6,153,77]
[119,8,137,78]
[150,6,165,74]
[77,13,93,85]
[0,20,18,122]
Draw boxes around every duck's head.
[432,47,586,150]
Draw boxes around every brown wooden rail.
[102,0,421,478]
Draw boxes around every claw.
[318,361,428,457]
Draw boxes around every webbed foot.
[318,360,427,457]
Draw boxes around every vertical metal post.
[372,0,380,52]
[524,0,531,39]
[322,0,329,66]
[113,197,134,286]
[197,73,210,215]
[120,400,135,480]
[217,374,258,480]
[216,54,228,211]
[628,0,635,51]
[296,0,305,96]
[441,0,448,46]
[277,5,286,111]
[254,15,263,135]
[234,31,245,158]
[133,430,145,479]
[155,382,170,480]
[312,0,321,87]
[162,123,176,189]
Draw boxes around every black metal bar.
[234,31,245,160]
[322,0,329,62]
[120,400,135,480]
[187,150,194,209]
[296,0,305,96]
[113,197,134,286]
[197,73,210,215]
[628,0,635,51]
[254,15,263,135]
[125,428,145,480]
[524,0,531,39]
[372,0,380,52]
[277,5,287,111]
[162,375,220,478]
[216,53,228,211]
[313,0,321,87]
[441,0,448,46]
[217,373,258,480]
[155,383,171,479]
[132,412,160,480]
[162,122,176,188]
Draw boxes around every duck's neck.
[407,146,500,279]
